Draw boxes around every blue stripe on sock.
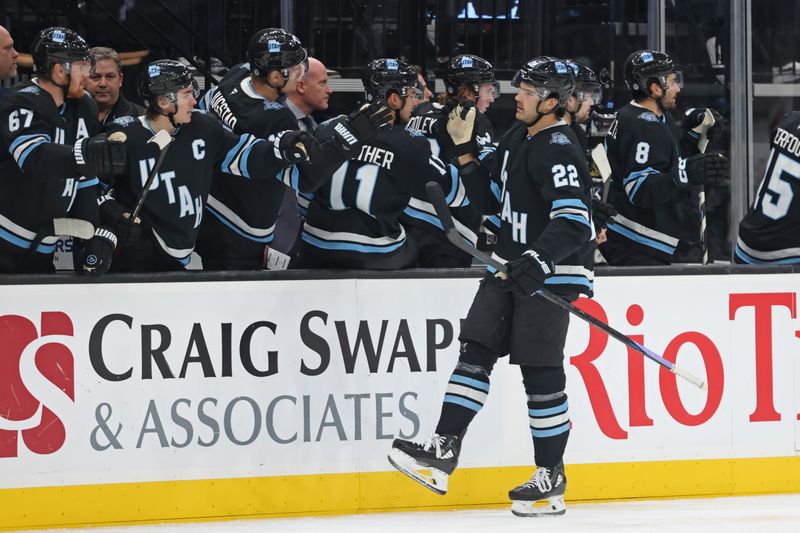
[443,394,483,412]
[529,401,568,417]
[449,374,490,392]
[531,421,571,438]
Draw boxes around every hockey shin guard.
[522,366,570,468]
[435,342,497,436]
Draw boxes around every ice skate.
[509,462,567,516]
[388,433,460,495]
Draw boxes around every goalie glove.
[73,132,127,177]
[446,102,479,157]
[505,247,554,296]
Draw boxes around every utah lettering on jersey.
[137,159,204,228]
[500,190,528,244]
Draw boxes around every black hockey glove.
[446,101,479,157]
[505,247,554,296]
[591,198,618,231]
[98,194,142,247]
[73,133,127,178]
[77,226,117,276]
[274,129,321,163]
[338,102,393,153]
[683,152,730,187]
[684,107,723,142]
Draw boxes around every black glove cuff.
[450,139,479,158]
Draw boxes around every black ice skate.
[508,462,567,516]
[388,433,460,495]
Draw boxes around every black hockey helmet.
[567,60,602,103]
[248,28,308,80]
[138,59,199,112]
[362,58,421,102]
[624,50,682,95]
[512,56,575,109]
[444,54,499,98]
[32,27,93,78]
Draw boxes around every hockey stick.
[425,181,707,391]
[53,218,95,240]
[130,129,174,220]
[692,109,716,265]
[591,144,614,205]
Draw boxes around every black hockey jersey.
[737,111,800,264]
[300,123,469,268]
[103,111,298,266]
[0,82,100,255]
[198,64,299,245]
[402,103,496,248]
[604,102,695,262]
[485,121,595,297]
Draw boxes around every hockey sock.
[522,366,570,468]
[435,342,497,436]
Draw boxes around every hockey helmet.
[512,56,575,109]
[444,54,500,98]
[138,60,199,112]
[566,60,602,103]
[362,58,421,102]
[624,50,682,95]
[248,28,308,79]
[32,27,93,77]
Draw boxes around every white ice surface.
[18,494,800,533]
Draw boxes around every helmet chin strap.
[525,98,556,128]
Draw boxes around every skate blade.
[511,495,566,517]
[388,448,448,495]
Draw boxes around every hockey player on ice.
[389,57,596,517]
[0,27,124,274]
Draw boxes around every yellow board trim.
[2,456,800,531]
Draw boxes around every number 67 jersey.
[736,111,800,264]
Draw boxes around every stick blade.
[53,218,95,240]
[147,129,173,150]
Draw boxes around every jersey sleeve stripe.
[238,137,265,178]
[623,166,658,202]
[220,134,250,175]
[76,177,99,189]
[10,134,51,167]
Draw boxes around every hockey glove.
[684,108,723,142]
[73,133,127,178]
[340,102,393,151]
[98,194,142,247]
[505,247,554,296]
[78,226,118,276]
[683,152,730,187]
[591,198,618,231]
[274,129,321,163]
[446,102,479,157]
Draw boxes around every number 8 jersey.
[736,111,800,264]
[604,102,694,263]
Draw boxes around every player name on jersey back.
[773,126,800,157]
